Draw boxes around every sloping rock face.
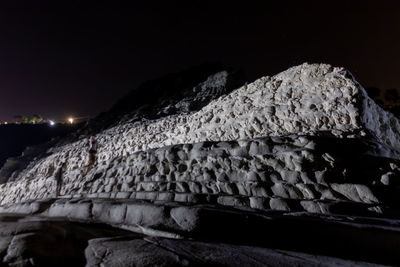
[0,63,245,186]
[1,63,400,266]
[1,63,400,209]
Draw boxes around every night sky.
[0,1,400,122]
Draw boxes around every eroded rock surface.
[3,136,400,217]
[1,63,400,266]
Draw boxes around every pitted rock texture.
[1,63,400,213]
[0,66,244,185]
[1,63,400,266]
[1,136,400,216]
[53,63,400,156]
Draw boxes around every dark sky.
[0,1,400,122]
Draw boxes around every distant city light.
[4,122,7,125]
[49,120,55,126]
[68,117,74,124]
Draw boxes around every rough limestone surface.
[1,63,400,208]
[1,63,400,266]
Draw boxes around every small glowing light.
[68,118,74,124]
[49,120,55,126]
[4,122,7,125]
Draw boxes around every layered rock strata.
[2,136,400,216]
[1,63,400,214]
[1,63,400,265]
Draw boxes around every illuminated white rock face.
[1,63,400,209]
[1,63,400,266]
[49,63,400,159]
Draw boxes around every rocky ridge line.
[0,63,400,210]
[1,63,400,266]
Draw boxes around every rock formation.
[0,63,399,266]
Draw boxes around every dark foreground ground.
[0,198,393,266]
